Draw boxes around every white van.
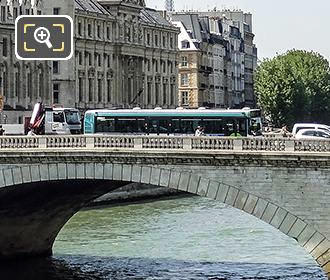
[292,123,330,136]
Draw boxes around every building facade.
[0,0,52,124]
[0,0,179,124]
[45,0,179,111]
[171,10,257,109]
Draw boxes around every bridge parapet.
[0,135,330,153]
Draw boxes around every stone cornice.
[0,150,329,169]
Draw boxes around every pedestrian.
[280,125,290,137]
[195,126,202,136]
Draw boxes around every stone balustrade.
[0,135,329,153]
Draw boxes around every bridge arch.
[0,162,329,277]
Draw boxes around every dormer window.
[181,40,190,49]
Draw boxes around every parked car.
[292,123,330,136]
[295,128,330,140]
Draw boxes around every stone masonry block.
[317,249,330,266]
[261,203,278,224]
[197,178,209,197]
[113,164,122,181]
[0,170,5,187]
[311,239,330,259]
[304,232,325,253]
[150,168,161,186]
[40,165,50,181]
[122,165,132,182]
[12,168,23,185]
[85,163,95,179]
[76,164,85,179]
[131,166,141,183]
[297,225,316,246]
[252,198,268,219]
[270,207,288,229]
[94,163,104,179]
[104,164,113,180]
[67,163,76,179]
[234,190,249,210]
[216,184,229,203]
[49,164,58,181]
[30,166,40,182]
[159,169,170,187]
[178,172,190,192]
[225,187,239,206]
[279,213,297,235]
[141,166,152,184]
[21,166,31,184]
[57,163,67,180]
[187,174,200,194]
[243,194,258,214]
[169,171,181,190]
[288,219,307,239]
[206,180,219,200]
[3,169,13,186]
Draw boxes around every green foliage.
[255,50,330,127]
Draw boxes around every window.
[89,78,93,102]
[1,6,5,21]
[53,61,59,74]
[107,26,110,39]
[98,79,102,102]
[78,78,84,101]
[180,73,189,86]
[53,111,64,123]
[181,91,189,106]
[53,8,60,15]
[53,84,60,103]
[107,79,111,102]
[181,40,190,49]
[170,37,173,48]
[181,56,188,67]
[154,34,158,46]
[78,52,82,65]
[147,33,150,45]
[88,24,92,37]
[2,38,7,57]
[97,25,101,38]
[78,22,82,36]
[13,7,18,19]
[162,35,166,48]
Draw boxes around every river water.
[1,196,326,279]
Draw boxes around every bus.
[84,107,262,137]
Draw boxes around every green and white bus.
[84,108,262,136]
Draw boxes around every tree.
[254,50,330,127]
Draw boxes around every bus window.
[96,117,115,133]
[53,111,64,123]
[181,118,198,134]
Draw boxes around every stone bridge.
[0,135,329,278]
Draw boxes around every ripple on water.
[50,196,327,279]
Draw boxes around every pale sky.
[146,0,330,61]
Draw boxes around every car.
[292,123,330,136]
[295,128,330,140]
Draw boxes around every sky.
[146,0,330,61]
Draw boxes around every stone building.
[0,0,179,124]
[44,0,179,111]
[0,0,51,124]
[171,10,257,109]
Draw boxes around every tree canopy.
[254,50,330,127]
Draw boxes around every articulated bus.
[84,108,262,137]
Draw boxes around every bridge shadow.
[0,255,325,280]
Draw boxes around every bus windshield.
[65,111,81,125]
